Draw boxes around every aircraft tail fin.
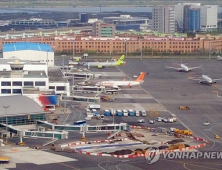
[117,55,125,64]
[135,72,145,82]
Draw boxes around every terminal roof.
[2,42,53,52]
[0,95,45,117]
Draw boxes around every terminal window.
[1,81,11,86]
[56,86,65,91]
[12,89,22,94]
[1,89,11,94]
[49,86,55,89]
[13,81,22,86]
[24,81,34,86]
[35,81,46,86]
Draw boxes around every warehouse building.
[2,42,54,67]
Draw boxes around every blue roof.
[2,42,53,52]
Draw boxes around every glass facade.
[1,89,11,94]
[1,81,11,86]
[35,81,46,86]
[13,81,22,86]
[189,9,200,31]
[12,89,22,94]
[24,81,34,86]
[0,114,45,126]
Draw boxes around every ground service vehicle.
[0,157,9,164]
[179,106,190,110]
[117,110,123,116]
[74,120,87,126]
[149,120,155,124]
[203,121,210,126]
[137,119,145,123]
[105,89,118,94]
[100,96,114,102]
[170,114,177,122]
[135,110,140,116]
[92,109,98,115]
[123,109,128,116]
[128,109,135,116]
[156,117,163,122]
[104,109,111,116]
[88,104,100,109]
[141,110,147,117]
[174,129,193,136]
[215,135,220,139]
[168,118,174,123]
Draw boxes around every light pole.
[3,106,10,143]
[209,41,212,61]
[72,38,75,59]
[124,40,127,57]
[140,39,143,60]
[61,55,66,73]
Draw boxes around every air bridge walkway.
[0,121,129,142]
[36,120,129,132]
[0,123,68,141]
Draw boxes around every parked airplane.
[191,75,222,85]
[217,55,222,60]
[86,55,126,69]
[96,72,145,88]
[165,60,201,72]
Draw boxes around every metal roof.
[2,42,53,52]
[0,95,45,117]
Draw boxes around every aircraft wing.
[165,66,182,71]
[189,66,202,70]
[213,78,222,81]
[190,78,202,81]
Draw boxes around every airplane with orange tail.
[96,72,145,89]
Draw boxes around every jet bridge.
[36,120,129,132]
[0,123,68,142]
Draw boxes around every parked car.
[137,119,145,123]
[104,109,111,116]
[123,109,128,117]
[162,118,168,123]
[141,110,147,117]
[168,118,174,123]
[149,120,155,124]
[116,110,123,117]
[156,117,163,122]
[135,110,140,117]
[128,109,135,116]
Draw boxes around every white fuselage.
[202,75,213,84]
[180,64,190,72]
[88,61,116,67]
[97,80,143,87]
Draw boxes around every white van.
[141,110,146,117]
[135,110,140,117]
[88,104,100,109]
[123,109,128,116]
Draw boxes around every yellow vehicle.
[215,135,220,139]
[0,157,9,164]
[179,106,190,110]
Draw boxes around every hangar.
[2,42,54,67]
